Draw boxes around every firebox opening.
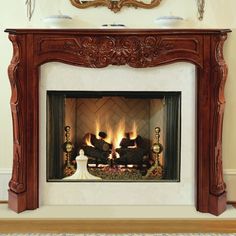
[47,91,181,182]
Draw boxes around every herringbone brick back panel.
[76,97,149,143]
[65,97,164,146]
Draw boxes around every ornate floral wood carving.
[70,0,161,13]
[37,36,201,68]
[5,29,231,215]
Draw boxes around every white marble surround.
[39,62,196,206]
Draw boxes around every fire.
[85,133,92,146]
[129,121,137,140]
[93,119,138,148]
[89,119,138,157]
[104,123,113,144]
[113,119,126,149]
[95,119,100,139]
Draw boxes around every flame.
[90,118,137,158]
[95,118,100,139]
[104,123,113,144]
[113,119,126,149]
[85,133,92,146]
[96,118,126,149]
[129,121,137,140]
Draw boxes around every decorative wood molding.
[0,219,236,233]
[8,34,26,195]
[70,0,162,13]
[37,35,202,67]
[4,29,231,215]
[209,34,228,197]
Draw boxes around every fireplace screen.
[47,91,181,182]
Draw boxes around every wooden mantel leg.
[7,34,27,213]
[197,33,228,216]
[8,34,39,213]
[208,34,228,215]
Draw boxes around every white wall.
[0,0,236,200]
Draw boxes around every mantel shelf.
[5,28,232,35]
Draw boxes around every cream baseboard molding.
[0,168,12,174]
[224,169,236,175]
[0,168,235,201]
[0,168,12,201]
[224,169,236,201]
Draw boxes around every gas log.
[115,147,148,165]
[82,132,150,167]
[115,133,150,167]
[119,134,145,148]
[82,132,112,165]
[98,131,107,139]
[90,134,112,152]
[83,133,112,152]
[83,145,110,164]
[120,137,135,148]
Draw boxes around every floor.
[0,234,236,236]
[1,204,236,233]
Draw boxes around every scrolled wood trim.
[209,33,228,196]
[8,34,27,195]
[36,35,203,68]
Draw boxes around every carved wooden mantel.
[5,28,231,215]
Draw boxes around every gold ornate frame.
[70,0,162,13]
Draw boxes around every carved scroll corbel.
[8,34,26,194]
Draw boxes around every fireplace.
[47,91,181,182]
[5,28,230,215]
